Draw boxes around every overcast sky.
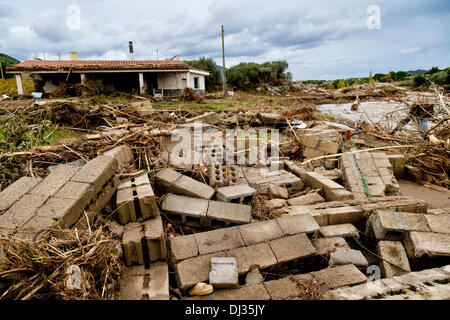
[1,0,449,80]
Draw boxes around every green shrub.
[413,75,427,87]
[429,70,449,85]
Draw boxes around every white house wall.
[157,72,187,89]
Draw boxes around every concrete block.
[194,227,245,255]
[303,147,325,159]
[269,233,317,263]
[312,237,349,255]
[329,247,368,267]
[169,234,199,263]
[116,187,137,224]
[143,215,166,262]
[276,214,320,235]
[35,196,87,228]
[376,241,411,278]
[319,224,358,238]
[175,252,225,290]
[310,264,367,290]
[136,183,159,219]
[53,181,94,205]
[162,194,208,225]
[0,176,42,211]
[322,206,364,225]
[30,165,80,198]
[237,219,284,246]
[172,175,215,200]
[372,211,431,240]
[117,262,169,300]
[103,145,133,172]
[153,169,182,194]
[264,274,314,300]
[425,215,450,234]
[317,140,339,154]
[227,242,278,274]
[268,184,288,199]
[71,155,118,193]
[209,257,239,288]
[209,163,224,188]
[0,194,49,235]
[287,192,325,206]
[89,175,119,212]
[403,231,450,259]
[266,198,287,209]
[206,200,252,226]
[216,184,256,204]
[122,222,144,266]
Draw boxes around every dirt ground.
[398,180,450,209]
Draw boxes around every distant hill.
[0,53,20,68]
[406,69,427,75]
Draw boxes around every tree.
[184,57,221,92]
[395,71,407,81]
[226,60,291,90]
[373,73,385,82]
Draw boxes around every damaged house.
[6,57,209,97]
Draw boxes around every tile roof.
[6,60,191,72]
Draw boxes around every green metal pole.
[0,61,4,79]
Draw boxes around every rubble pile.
[0,88,449,300]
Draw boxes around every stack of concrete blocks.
[323,264,450,300]
[340,152,400,200]
[188,264,368,300]
[153,169,214,200]
[299,129,342,161]
[0,146,133,240]
[161,194,251,229]
[282,195,428,227]
[116,174,159,225]
[370,210,450,259]
[169,213,320,290]
[121,215,167,267]
[302,171,354,202]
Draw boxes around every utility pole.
[221,25,227,97]
[156,49,159,59]
[0,61,4,79]
[58,52,61,60]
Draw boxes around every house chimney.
[69,52,78,60]
[129,41,134,60]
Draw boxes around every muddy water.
[398,180,450,209]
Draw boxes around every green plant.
[413,75,427,87]
[184,57,222,92]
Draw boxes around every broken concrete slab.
[162,194,208,225]
[376,241,411,278]
[188,283,270,300]
[153,169,214,199]
[185,111,218,125]
[0,176,43,212]
[209,257,239,288]
[329,247,368,268]
[266,198,287,209]
[142,215,166,262]
[206,200,252,227]
[264,274,314,300]
[303,171,353,201]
